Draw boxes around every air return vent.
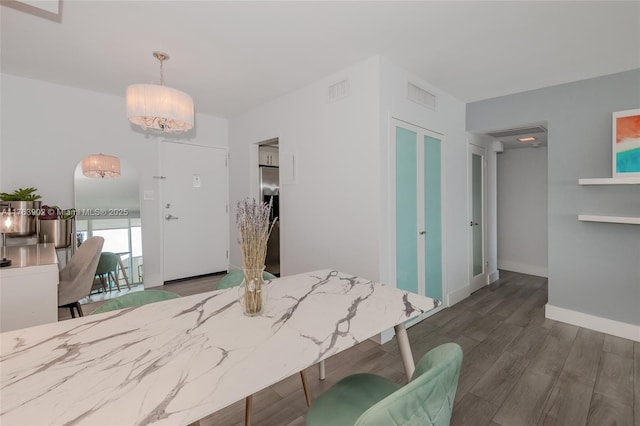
[407,82,437,110]
[327,79,350,102]
[487,126,546,138]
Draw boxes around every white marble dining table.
[0,269,440,425]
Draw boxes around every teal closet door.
[424,135,443,302]
[395,126,418,294]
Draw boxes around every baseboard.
[488,270,500,284]
[448,285,470,307]
[545,304,640,342]
[497,260,548,278]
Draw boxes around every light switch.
[193,174,201,188]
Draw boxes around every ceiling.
[485,123,548,150]
[2,1,639,118]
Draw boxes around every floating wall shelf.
[578,178,639,224]
[578,215,640,225]
[578,177,640,185]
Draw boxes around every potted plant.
[0,187,42,202]
[0,187,42,236]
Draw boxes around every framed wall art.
[612,108,640,177]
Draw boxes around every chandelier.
[82,154,121,179]
[126,52,194,133]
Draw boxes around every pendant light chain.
[159,56,165,86]
[155,52,167,86]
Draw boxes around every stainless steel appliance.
[259,166,280,276]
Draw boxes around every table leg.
[318,360,326,381]
[245,395,252,426]
[394,323,415,381]
[299,370,311,407]
[116,256,131,289]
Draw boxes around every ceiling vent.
[407,82,437,110]
[327,79,350,102]
[486,126,546,138]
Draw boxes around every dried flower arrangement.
[236,198,277,314]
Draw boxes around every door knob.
[419,231,426,235]
[165,214,179,220]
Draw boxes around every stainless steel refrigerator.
[259,166,280,276]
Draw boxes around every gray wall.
[497,147,548,277]
[467,69,640,326]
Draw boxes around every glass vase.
[239,266,266,316]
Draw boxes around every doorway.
[161,142,228,282]
[469,144,488,292]
[257,140,280,276]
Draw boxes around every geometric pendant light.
[126,52,194,133]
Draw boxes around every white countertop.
[0,270,439,425]
[0,243,58,270]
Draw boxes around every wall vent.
[487,126,546,138]
[407,82,437,110]
[327,79,350,102]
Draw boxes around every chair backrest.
[91,289,180,314]
[217,269,277,290]
[58,236,105,306]
[355,343,463,426]
[95,252,118,275]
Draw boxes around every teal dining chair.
[216,269,277,290]
[91,289,180,314]
[216,270,310,426]
[306,343,463,426]
[95,252,129,292]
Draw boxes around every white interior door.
[469,144,487,292]
[161,142,228,282]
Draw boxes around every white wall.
[378,57,469,305]
[228,57,381,279]
[1,74,228,287]
[496,147,548,276]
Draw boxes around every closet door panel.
[424,135,443,301]
[395,126,419,294]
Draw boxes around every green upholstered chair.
[95,252,121,291]
[216,269,277,290]
[91,289,180,314]
[306,343,463,426]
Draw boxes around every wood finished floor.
[59,271,639,426]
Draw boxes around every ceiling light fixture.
[519,137,537,142]
[82,154,121,179]
[126,52,194,133]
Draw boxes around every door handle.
[165,214,179,220]
[419,231,426,235]
[470,221,479,226]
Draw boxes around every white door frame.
[468,143,488,292]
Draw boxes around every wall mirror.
[74,158,143,291]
